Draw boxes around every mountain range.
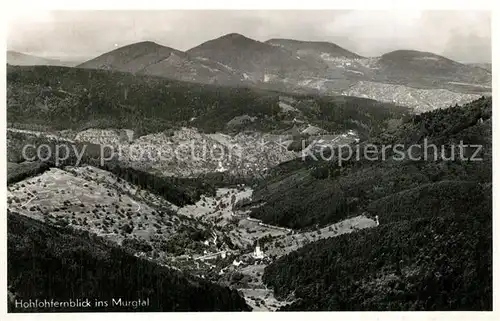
[8,33,491,112]
[73,33,491,111]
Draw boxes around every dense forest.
[7,65,407,136]
[258,97,492,310]
[247,97,491,229]
[263,185,492,310]
[8,211,250,312]
[7,161,51,184]
[366,180,491,224]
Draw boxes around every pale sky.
[6,10,492,63]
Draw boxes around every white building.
[232,259,244,267]
[252,243,265,259]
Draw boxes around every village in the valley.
[7,159,379,310]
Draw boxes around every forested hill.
[7,65,406,136]
[7,211,250,312]
[263,183,492,310]
[259,97,492,310]
[246,96,491,229]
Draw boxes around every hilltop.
[375,49,492,88]
[266,38,363,59]
[76,41,244,85]
[187,33,321,81]
[7,51,79,67]
[77,41,184,73]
